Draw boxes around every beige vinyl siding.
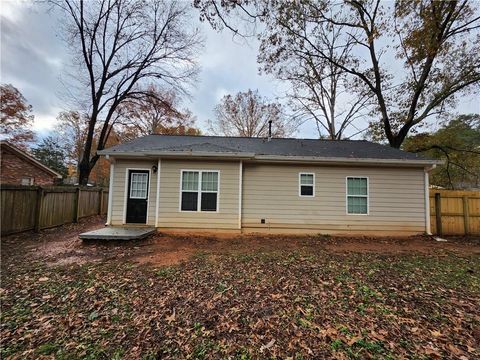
[242,163,426,235]
[110,160,157,226]
[157,159,239,229]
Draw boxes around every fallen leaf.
[166,309,176,323]
[347,336,362,346]
[260,339,275,352]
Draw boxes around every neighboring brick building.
[0,141,62,185]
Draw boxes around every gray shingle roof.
[100,134,433,163]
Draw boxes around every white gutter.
[424,164,436,235]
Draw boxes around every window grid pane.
[182,171,199,191]
[300,174,314,185]
[201,192,217,211]
[347,196,367,214]
[201,172,218,192]
[301,185,313,196]
[347,178,367,196]
[181,192,198,211]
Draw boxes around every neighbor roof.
[99,135,438,166]
[0,141,62,178]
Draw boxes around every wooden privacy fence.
[1,185,108,236]
[430,189,480,236]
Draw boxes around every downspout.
[155,159,161,228]
[106,156,115,226]
[155,158,162,227]
[238,160,243,230]
[424,165,436,235]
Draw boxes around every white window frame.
[21,176,34,186]
[129,172,149,199]
[346,176,369,215]
[123,167,151,224]
[179,170,220,213]
[299,172,315,197]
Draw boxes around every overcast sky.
[1,1,478,141]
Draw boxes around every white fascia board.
[99,151,441,167]
[253,155,442,167]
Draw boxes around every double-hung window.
[299,173,315,197]
[181,170,219,212]
[346,177,368,214]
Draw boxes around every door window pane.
[130,173,148,199]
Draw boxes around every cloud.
[1,2,66,129]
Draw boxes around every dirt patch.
[323,235,480,254]
[134,232,480,265]
[2,220,480,268]
[1,216,106,266]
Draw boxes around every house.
[99,135,439,235]
[0,141,62,185]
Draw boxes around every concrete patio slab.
[79,227,156,240]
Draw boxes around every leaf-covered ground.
[1,218,479,359]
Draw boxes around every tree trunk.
[78,157,93,185]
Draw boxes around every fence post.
[73,187,81,223]
[34,187,44,232]
[434,192,442,236]
[462,196,470,235]
[98,188,104,215]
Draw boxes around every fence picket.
[429,190,480,235]
[1,185,108,235]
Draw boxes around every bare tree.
[209,89,296,137]
[258,5,371,140]
[55,110,89,166]
[194,0,261,37]
[51,0,202,184]
[115,84,201,141]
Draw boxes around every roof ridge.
[147,134,368,142]
[156,141,239,152]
